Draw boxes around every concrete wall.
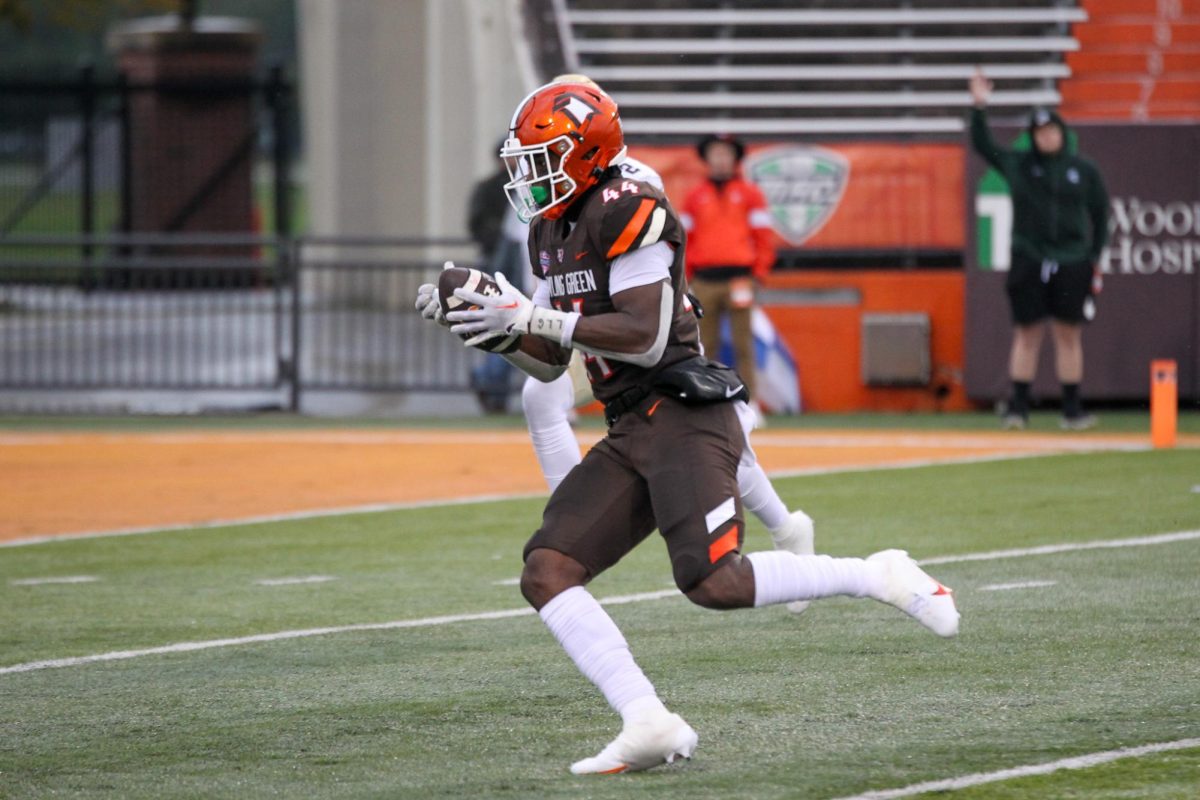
[298,0,533,240]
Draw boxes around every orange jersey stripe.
[605,198,656,260]
[708,524,740,564]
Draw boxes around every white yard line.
[0,589,678,676]
[767,450,1053,480]
[255,576,336,587]
[9,575,99,586]
[919,530,1200,565]
[827,737,1200,800]
[0,446,1146,549]
[2,529,1197,677]
[978,580,1057,592]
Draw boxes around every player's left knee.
[684,559,755,610]
[520,547,588,610]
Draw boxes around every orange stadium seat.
[1081,0,1200,15]
[1072,22,1200,46]
[1061,80,1144,104]
[1060,102,1200,119]
[1063,0,1200,121]
[1066,50,1200,74]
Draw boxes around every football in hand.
[438,267,522,354]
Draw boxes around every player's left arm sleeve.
[747,186,777,279]
[1085,164,1110,262]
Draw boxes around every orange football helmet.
[500,81,626,222]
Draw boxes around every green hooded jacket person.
[968,69,1110,431]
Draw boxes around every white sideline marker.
[978,580,1057,592]
[9,575,99,586]
[255,576,336,587]
[827,737,1200,800]
[2,528,1198,677]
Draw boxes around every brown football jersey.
[526,170,700,403]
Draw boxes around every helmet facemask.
[501,135,577,223]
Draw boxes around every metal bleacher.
[535,0,1088,138]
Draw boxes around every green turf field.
[2,448,1198,798]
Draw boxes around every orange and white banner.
[627,142,964,250]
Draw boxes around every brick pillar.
[110,16,261,236]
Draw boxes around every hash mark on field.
[3,529,1199,677]
[828,737,1200,800]
[9,575,99,586]
[491,578,521,586]
[978,580,1057,592]
[255,576,336,587]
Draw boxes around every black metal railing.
[0,234,500,411]
[0,67,295,249]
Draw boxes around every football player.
[417,81,960,775]
[518,77,817,613]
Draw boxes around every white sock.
[538,586,666,723]
[523,374,583,492]
[746,550,883,607]
[738,462,791,532]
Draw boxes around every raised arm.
[967,69,1009,173]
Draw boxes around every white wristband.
[527,307,580,348]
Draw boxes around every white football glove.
[449,272,581,348]
[412,262,455,328]
[446,272,536,347]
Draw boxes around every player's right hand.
[413,261,457,328]
[969,68,992,108]
[414,284,449,327]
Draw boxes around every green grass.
[1,449,1198,798]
